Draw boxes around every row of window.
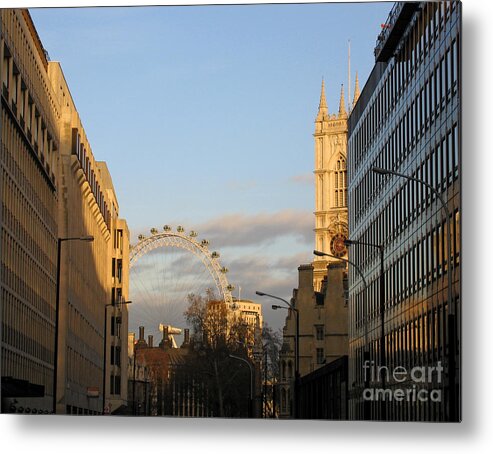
[350,298,458,421]
[66,345,102,392]
[72,129,112,228]
[1,122,57,233]
[110,374,121,395]
[2,39,58,185]
[352,210,459,327]
[1,10,59,127]
[1,287,54,365]
[68,301,103,362]
[353,303,455,385]
[353,1,459,175]
[351,66,459,226]
[111,258,123,284]
[113,228,124,253]
[2,229,55,322]
[1,346,53,396]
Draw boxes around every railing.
[374,2,404,58]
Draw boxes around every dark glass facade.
[347,1,461,421]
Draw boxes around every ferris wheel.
[128,225,234,343]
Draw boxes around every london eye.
[128,225,234,344]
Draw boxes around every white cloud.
[288,173,313,186]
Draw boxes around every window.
[334,156,347,207]
[316,348,324,365]
[315,325,324,341]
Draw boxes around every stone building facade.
[1,9,129,415]
[1,9,60,414]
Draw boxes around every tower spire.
[338,84,346,117]
[318,78,328,114]
[316,77,329,122]
[353,72,360,107]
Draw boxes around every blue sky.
[30,2,391,332]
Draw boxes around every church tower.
[312,77,359,290]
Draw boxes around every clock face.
[330,233,347,258]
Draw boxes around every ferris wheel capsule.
[177,226,185,233]
[150,228,158,235]
[220,266,229,273]
[227,284,235,292]
[189,230,198,237]
[163,225,171,231]
[211,251,220,258]
[201,239,209,247]
[138,234,146,241]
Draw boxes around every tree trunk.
[213,359,224,417]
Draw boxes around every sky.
[29,1,392,333]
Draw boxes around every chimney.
[159,326,170,349]
[181,328,190,348]
[136,326,147,348]
[148,335,153,348]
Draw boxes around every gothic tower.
[312,77,360,290]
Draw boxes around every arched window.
[287,361,293,379]
[281,361,286,380]
[334,156,347,207]
[281,388,287,414]
[287,389,292,415]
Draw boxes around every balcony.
[374,2,420,62]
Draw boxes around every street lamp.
[229,354,254,417]
[313,249,371,420]
[256,290,300,419]
[103,300,132,414]
[372,166,458,422]
[53,235,94,414]
[342,239,386,420]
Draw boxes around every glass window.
[453,124,459,178]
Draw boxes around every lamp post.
[103,299,132,414]
[53,235,94,415]
[313,249,371,420]
[372,166,458,422]
[53,235,94,414]
[256,290,299,419]
[229,353,253,417]
[341,239,386,420]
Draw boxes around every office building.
[1,9,59,414]
[1,9,130,414]
[347,1,461,421]
[48,63,130,415]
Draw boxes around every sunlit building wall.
[347,1,461,421]
[0,9,60,414]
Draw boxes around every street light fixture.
[343,239,386,417]
[372,166,458,422]
[256,290,300,419]
[229,354,254,417]
[103,300,132,414]
[53,235,94,414]
[313,249,371,420]
[342,239,386,420]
